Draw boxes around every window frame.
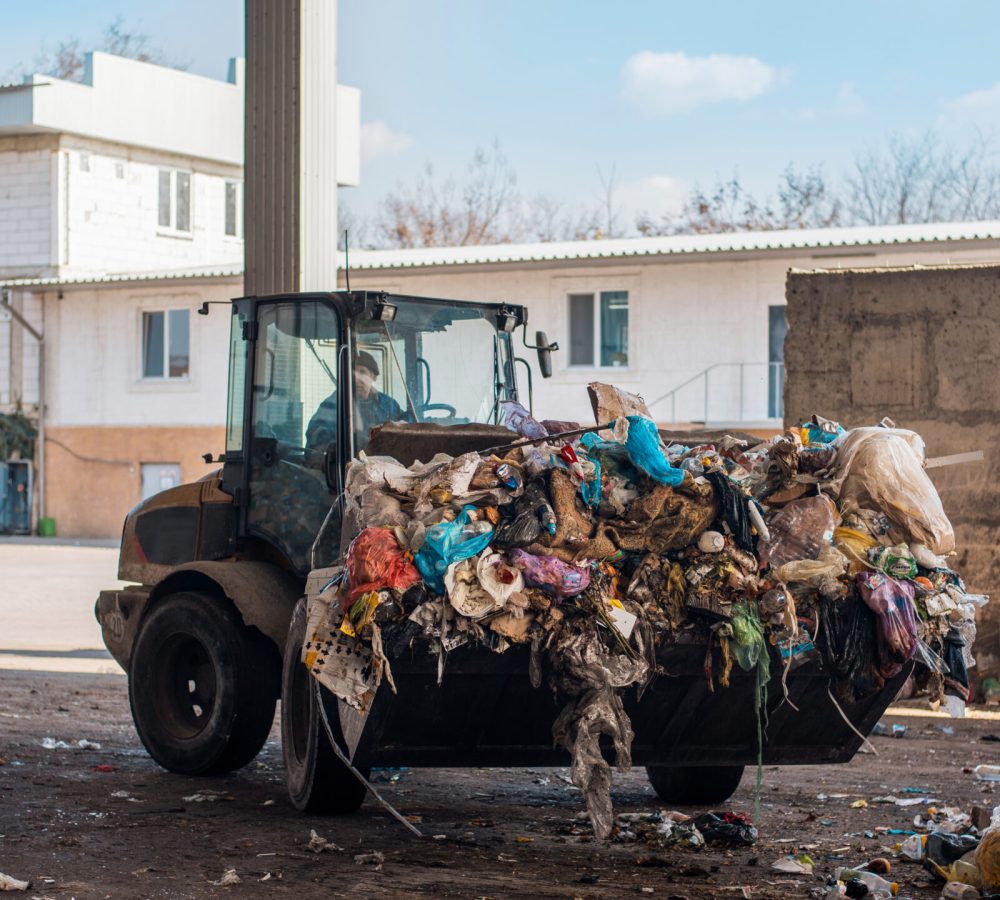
[140,307,192,382]
[565,289,630,370]
[156,167,194,236]
[224,179,244,238]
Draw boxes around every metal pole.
[739,363,744,422]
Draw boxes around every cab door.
[242,298,346,574]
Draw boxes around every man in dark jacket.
[305,350,405,451]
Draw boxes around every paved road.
[0,543,127,674]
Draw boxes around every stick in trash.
[480,421,616,457]
[314,683,423,838]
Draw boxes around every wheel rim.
[153,632,218,739]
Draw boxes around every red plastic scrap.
[343,527,421,609]
[93,764,115,773]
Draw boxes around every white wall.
[344,243,1000,425]
[42,280,238,428]
[61,142,244,277]
[0,145,53,278]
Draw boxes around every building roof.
[346,220,1000,270]
[1,264,243,290]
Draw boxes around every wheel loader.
[96,290,909,813]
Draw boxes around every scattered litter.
[76,739,101,750]
[771,854,814,875]
[39,738,69,750]
[515,836,534,843]
[353,851,385,870]
[261,799,275,806]
[974,765,1000,782]
[259,872,279,882]
[182,790,234,802]
[851,800,869,809]
[0,873,29,892]
[93,764,115,773]
[307,829,342,853]
[209,869,241,886]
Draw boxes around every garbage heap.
[304,402,988,839]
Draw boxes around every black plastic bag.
[706,471,759,553]
[819,593,884,705]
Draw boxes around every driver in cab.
[305,350,405,451]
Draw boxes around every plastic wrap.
[833,526,878,574]
[775,545,848,597]
[344,527,422,605]
[835,428,955,555]
[509,548,591,598]
[759,495,838,570]
[857,572,918,678]
[414,506,494,594]
[619,416,685,486]
[500,400,548,440]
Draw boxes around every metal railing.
[648,362,784,426]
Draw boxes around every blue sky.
[3,1,999,229]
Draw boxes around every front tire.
[281,598,367,814]
[128,591,279,775]
[645,764,745,805]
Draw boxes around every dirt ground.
[0,670,997,900]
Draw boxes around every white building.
[4,221,999,538]
[0,50,359,534]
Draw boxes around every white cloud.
[616,174,688,225]
[621,51,776,115]
[360,120,413,162]
[941,82,1000,128]
[835,80,865,116]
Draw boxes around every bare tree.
[26,17,187,82]
[637,165,841,236]
[375,142,520,248]
[845,132,955,225]
[595,163,623,239]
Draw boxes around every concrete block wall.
[0,145,54,278]
[785,264,1000,679]
[62,142,244,276]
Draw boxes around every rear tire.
[645,764,745,805]
[281,598,367,814]
[128,591,279,775]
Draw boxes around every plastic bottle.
[940,883,978,900]
[834,869,897,898]
[900,833,926,861]
[974,764,1000,782]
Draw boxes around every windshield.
[351,299,516,451]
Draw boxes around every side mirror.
[535,330,557,379]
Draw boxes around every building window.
[114,161,125,179]
[142,309,190,379]
[224,180,243,237]
[157,169,192,233]
[79,152,91,173]
[567,290,629,367]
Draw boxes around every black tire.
[281,598,367,814]
[128,591,279,775]
[645,764,746,805]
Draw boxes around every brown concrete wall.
[44,426,226,539]
[784,263,1000,679]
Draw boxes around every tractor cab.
[218,291,546,575]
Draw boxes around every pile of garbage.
[304,390,988,838]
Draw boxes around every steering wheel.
[418,402,458,420]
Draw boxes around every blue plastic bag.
[414,505,494,594]
[621,416,685,486]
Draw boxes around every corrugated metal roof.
[345,220,1000,270]
[1,264,244,289]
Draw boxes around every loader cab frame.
[220,291,526,575]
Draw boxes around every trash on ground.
[307,829,342,853]
[209,869,242,886]
[771,854,814,874]
[0,873,29,892]
[354,851,385,870]
[182,790,234,803]
[301,399,989,838]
